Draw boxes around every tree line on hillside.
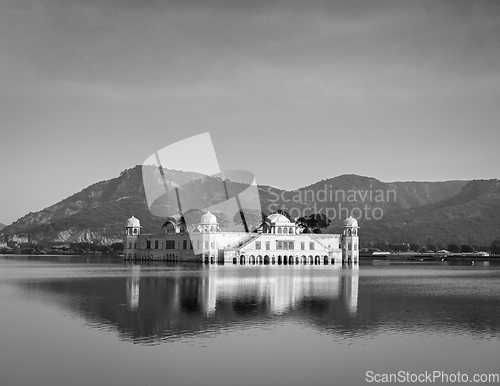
[0,242,124,256]
[363,240,500,254]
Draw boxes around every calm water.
[1,256,499,386]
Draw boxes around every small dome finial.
[343,216,358,227]
[126,215,141,228]
[201,211,218,224]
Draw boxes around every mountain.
[359,179,500,246]
[2,165,498,246]
[0,223,5,232]
[299,175,467,210]
[289,174,467,230]
[1,166,204,244]
[1,166,261,244]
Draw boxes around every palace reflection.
[126,265,360,317]
[18,264,361,343]
[126,265,140,309]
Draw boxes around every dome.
[267,213,291,224]
[126,216,141,228]
[200,211,217,224]
[343,216,358,227]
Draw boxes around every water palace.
[124,212,359,265]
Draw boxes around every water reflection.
[13,262,500,345]
[126,265,140,309]
[201,266,359,316]
[16,265,360,344]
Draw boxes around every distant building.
[4,234,33,247]
[124,213,359,265]
[12,234,30,243]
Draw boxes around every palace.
[124,213,359,265]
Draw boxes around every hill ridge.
[3,166,499,246]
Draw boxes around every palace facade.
[124,213,359,265]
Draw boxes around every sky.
[1,0,499,225]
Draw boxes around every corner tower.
[342,216,359,264]
[197,212,219,263]
[124,216,141,260]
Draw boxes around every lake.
[1,255,499,386]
